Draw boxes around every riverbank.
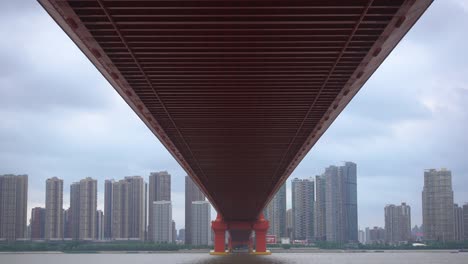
[271,248,465,253]
[1,249,466,254]
[2,240,467,254]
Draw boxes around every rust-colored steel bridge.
[40,0,432,254]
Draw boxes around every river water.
[1,252,467,264]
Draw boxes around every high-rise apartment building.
[0,174,28,240]
[324,162,358,243]
[63,208,71,238]
[172,221,177,243]
[291,178,314,241]
[365,227,370,244]
[384,202,411,244]
[368,226,385,244]
[422,168,454,241]
[152,201,172,243]
[286,208,293,240]
[111,176,146,240]
[264,183,286,241]
[148,171,171,241]
[453,204,464,241]
[342,162,358,242]
[149,171,171,201]
[314,175,326,241]
[191,201,210,245]
[45,177,63,240]
[69,182,80,239]
[463,203,468,241]
[358,229,366,244]
[104,179,114,239]
[30,207,46,240]
[185,176,205,244]
[145,182,148,240]
[96,210,104,240]
[178,228,185,241]
[324,165,342,243]
[79,177,97,240]
[110,180,123,239]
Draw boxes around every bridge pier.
[210,213,270,255]
[252,213,271,255]
[210,214,228,255]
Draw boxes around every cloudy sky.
[1,1,467,230]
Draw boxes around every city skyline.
[2,164,468,244]
[4,165,468,233]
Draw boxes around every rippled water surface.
[1,252,467,264]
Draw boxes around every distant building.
[454,204,464,241]
[185,176,205,245]
[63,208,71,238]
[148,171,171,241]
[172,221,177,243]
[314,175,326,241]
[96,210,104,240]
[111,176,146,240]
[368,226,385,244]
[191,201,210,245]
[422,169,454,241]
[69,182,81,240]
[30,207,46,240]
[464,204,468,241]
[411,225,423,242]
[365,227,370,244]
[104,179,114,240]
[27,224,31,239]
[384,202,411,244]
[178,228,185,242]
[342,162,358,243]
[324,166,341,243]
[152,201,172,243]
[45,177,63,240]
[264,183,286,241]
[358,229,366,244]
[0,174,28,240]
[145,182,148,240]
[292,178,314,241]
[286,208,293,240]
[325,162,358,243]
[79,177,97,240]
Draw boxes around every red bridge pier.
[210,214,270,255]
[253,214,270,254]
[211,214,227,255]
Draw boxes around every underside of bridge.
[40,0,431,252]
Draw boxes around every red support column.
[210,214,228,255]
[252,213,270,255]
